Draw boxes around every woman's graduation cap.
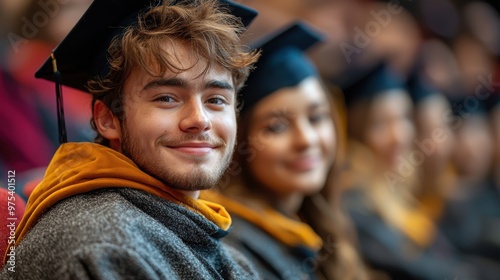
[335,60,407,108]
[406,69,439,106]
[239,22,323,113]
[33,0,258,144]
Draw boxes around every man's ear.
[93,100,121,142]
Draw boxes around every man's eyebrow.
[142,78,234,92]
[143,78,189,90]
[205,80,234,91]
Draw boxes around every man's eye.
[155,96,176,103]
[207,97,226,105]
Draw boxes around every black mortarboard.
[239,22,323,113]
[32,0,258,144]
[448,93,488,117]
[35,0,258,91]
[406,68,439,105]
[337,60,407,107]
[484,88,500,113]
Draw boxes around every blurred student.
[203,23,369,280]
[415,40,500,270]
[337,59,482,280]
[406,66,457,223]
[439,94,500,262]
[452,27,500,190]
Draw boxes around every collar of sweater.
[12,142,231,253]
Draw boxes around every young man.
[1,0,259,279]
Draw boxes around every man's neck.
[181,190,200,200]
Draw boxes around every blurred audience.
[336,59,478,280]
[1,0,93,201]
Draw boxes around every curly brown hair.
[88,0,259,145]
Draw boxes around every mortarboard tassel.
[50,52,68,144]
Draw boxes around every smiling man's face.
[116,40,237,192]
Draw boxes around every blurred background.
[1,0,499,279]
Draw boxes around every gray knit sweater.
[0,188,259,280]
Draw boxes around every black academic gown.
[342,188,494,280]
[223,215,318,280]
[438,179,500,262]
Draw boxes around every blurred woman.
[202,23,369,280]
[406,67,456,223]
[439,96,500,262]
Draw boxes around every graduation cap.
[444,81,493,117]
[484,87,500,114]
[447,93,489,117]
[336,60,407,108]
[450,91,500,117]
[406,68,439,106]
[33,0,258,144]
[239,22,323,113]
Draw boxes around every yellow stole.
[371,181,437,248]
[201,190,323,251]
[345,141,437,248]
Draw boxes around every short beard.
[120,123,234,191]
